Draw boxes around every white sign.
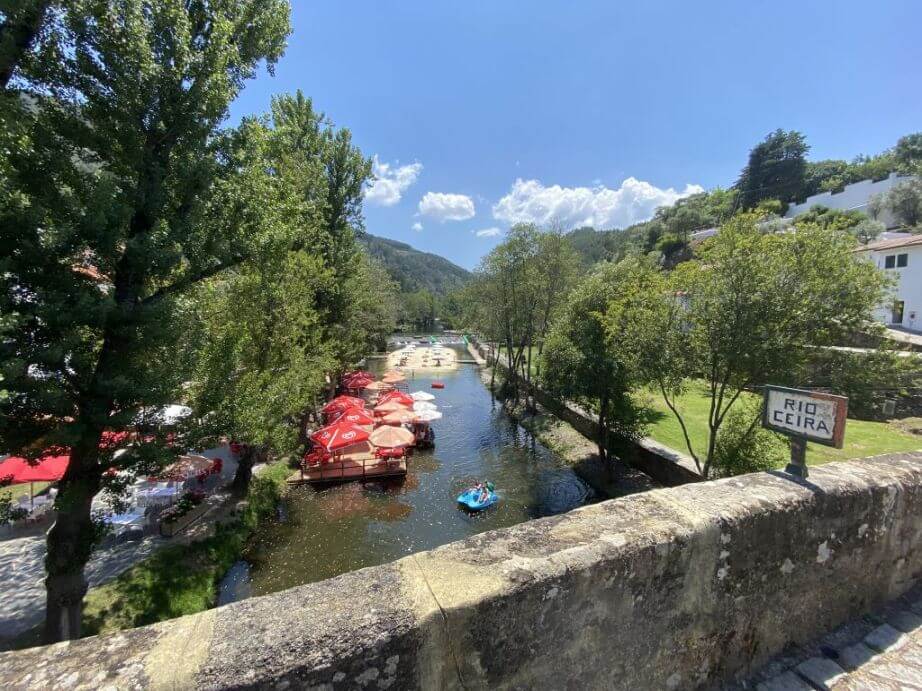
[762,386,847,448]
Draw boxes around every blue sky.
[230,1,922,270]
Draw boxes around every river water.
[236,343,595,598]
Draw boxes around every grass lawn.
[637,383,922,467]
[0,481,53,504]
[496,345,540,376]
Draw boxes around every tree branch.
[658,380,701,473]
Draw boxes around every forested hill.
[359,233,471,296]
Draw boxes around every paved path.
[0,533,165,644]
[732,583,922,690]
[0,444,240,647]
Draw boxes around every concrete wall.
[2,453,921,690]
[784,172,915,229]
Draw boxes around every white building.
[785,172,915,229]
[856,235,922,332]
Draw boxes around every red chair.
[302,448,331,467]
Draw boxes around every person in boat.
[475,481,494,503]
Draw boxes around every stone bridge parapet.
[1,453,921,689]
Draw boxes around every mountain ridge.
[359,233,471,296]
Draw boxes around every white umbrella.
[414,410,442,422]
[413,401,437,412]
[410,391,435,401]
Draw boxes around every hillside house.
[856,235,922,332]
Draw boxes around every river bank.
[476,365,659,499]
[79,462,292,637]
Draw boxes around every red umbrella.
[322,395,366,414]
[0,451,70,483]
[310,422,370,452]
[374,400,410,414]
[379,410,419,426]
[343,370,372,381]
[333,407,375,426]
[378,391,414,407]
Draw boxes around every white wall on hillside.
[785,172,915,229]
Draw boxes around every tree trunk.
[43,446,99,643]
[0,0,52,89]
[598,394,609,463]
[232,445,257,495]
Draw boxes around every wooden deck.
[288,442,408,485]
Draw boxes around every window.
[897,253,908,268]
[884,255,896,269]
[892,301,905,325]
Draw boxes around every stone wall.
[2,453,921,690]
[468,336,702,486]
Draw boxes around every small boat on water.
[457,485,499,512]
[431,381,445,389]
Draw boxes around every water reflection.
[242,347,595,597]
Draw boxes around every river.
[230,342,595,599]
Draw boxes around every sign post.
[762,386,848,479]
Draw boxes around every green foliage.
[879,178,922,228]
[543,257,662,460]
[711,399,787,478]
[894,133,922,172]
[736,129,810,207]
[465,225,579,397]
[359,234,471,296]
[792,204,885,244]
[401,288,438,331]
[803,153,898,197]
[639,215,890,476]
[803,348,922,421]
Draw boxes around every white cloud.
[411,222,423,232]
[364,156,423,207]
[475,227,502,238]
[492,177,704,229]
[418,192,476,222]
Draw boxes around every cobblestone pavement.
[0,533,165,644]
[730,583,922,690]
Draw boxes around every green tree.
[894,132,922,172]
[542,257,661,462]
[880,178,922,229]
[736,129,809,208]
[190,249,335,493]
[467,224,578,402]
[642,215,889,478]
[790,204,884,244]
[0,0,53,88]
[0,0,290,641]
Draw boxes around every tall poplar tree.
[0,0,290,641]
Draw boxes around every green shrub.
[712,399,787,477]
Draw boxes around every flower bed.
[158,490,207,537]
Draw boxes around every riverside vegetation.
[0,2,398,643]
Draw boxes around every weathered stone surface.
[757,670,814,690]
[837,642,878,671]
[794,657,845,689]
[1,453,922,690]
[865,624,909,653]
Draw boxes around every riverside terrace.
[1,452,921,690]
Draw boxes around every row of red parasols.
[309,373,435,453]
